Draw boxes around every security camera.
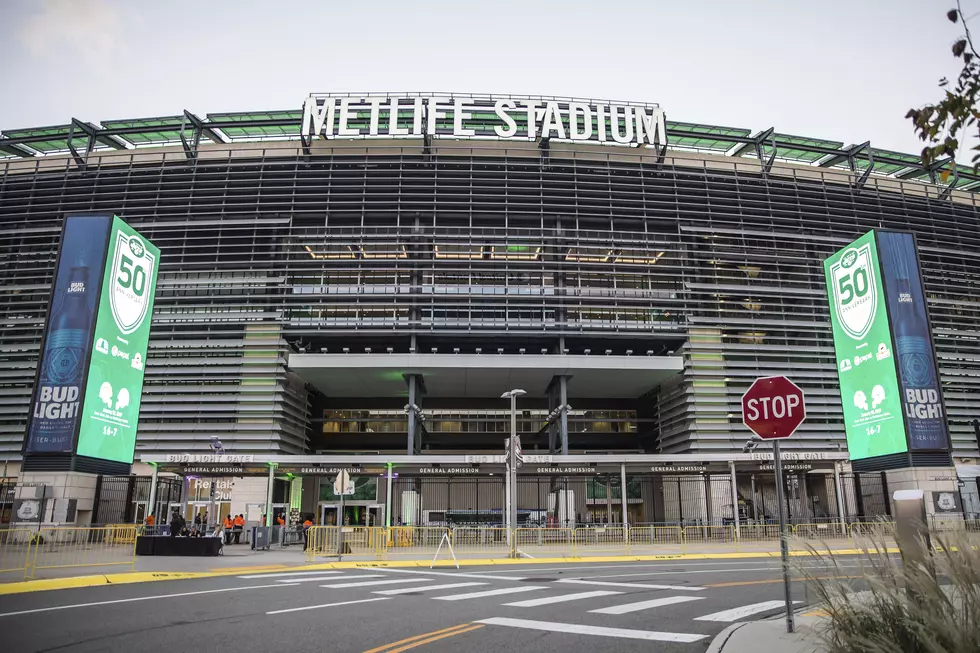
[742,440,759,453]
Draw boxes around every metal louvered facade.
[1,134,978,461]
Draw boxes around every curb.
[0,546,897,596]
[705,623,747,653]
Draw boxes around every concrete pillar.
[148,464,159,522]
[559,376,569,455]
[406,375,418,455]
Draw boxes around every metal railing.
[0,528,34,578]
[0,526,141,578]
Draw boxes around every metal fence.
[93,475,182,525]
[0,524,139,579]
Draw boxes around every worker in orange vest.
[223,515,235,545]
[276,514,285,527]
[145,514,155,527]
[233,514,245,544]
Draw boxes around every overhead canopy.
[288,353,683,399]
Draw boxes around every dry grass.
[797,530,980,653]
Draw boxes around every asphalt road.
[0,557,853,653]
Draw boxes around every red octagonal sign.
[741,376,806,440]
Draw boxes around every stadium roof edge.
[2,94,976,192]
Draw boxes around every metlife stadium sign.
[301,94,666,147]
[824,230,949,462]
[24,215,158,465]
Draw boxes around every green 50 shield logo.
[829,243,878,340]
[109,232,156,334]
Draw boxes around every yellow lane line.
[362,623,480,653]
[707,575,862,588]
[380,625,484,653]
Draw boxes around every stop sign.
[741,376,806,439]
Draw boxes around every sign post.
[742,375,807,634]
[334,470,353,559]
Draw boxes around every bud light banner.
[75,217,159,464]
[877,231,950,451]
[24,215,112,453]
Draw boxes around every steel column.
[729,461,741,539]
[833,462,847,533]
[147,464,159,523]
[559,376,569,455]
[265,464,275,527]
[620,463,628,540]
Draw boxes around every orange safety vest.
[223,518,234,529]
[145,515,155,526]
[234,516,245,527]
[276,516,284,526]
[303,520,312,527]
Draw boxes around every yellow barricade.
[0,528,34,579]
[627,526,684,553]
[106,524,142,545]
[451,527,511,558]
[30,526,137,575]
[792,522,848,540]
[514,527,575,556]
[739,523,781,542]
[682,525,735,546]
[849,521,897,544]
[573,527,629,555]
[380,527,449,559]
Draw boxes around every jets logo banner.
[76,217,159,464]
[824,231,907,461]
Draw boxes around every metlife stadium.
[1,93,979,526]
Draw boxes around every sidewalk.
[707,614,825,653]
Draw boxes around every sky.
[0,0,972,159]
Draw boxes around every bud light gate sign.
[24,215,159,464]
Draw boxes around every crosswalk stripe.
[557,579,705,592]
[320,578,433,589]
[432,586,547,601]
[589,595,704,614]
[476,617,707,643]
[372,582,487,596]
[503,590,621,607]
[238,571,344,579]
[266,597,390,615]
[276,574,385,584]
[376,568,527,581]
[694,600,803,622]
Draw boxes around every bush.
[798,530,980,653]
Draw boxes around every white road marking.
[320,578,432,589]
[373,582,487,595]
[579,566,780,579]
[276,574,386,583]
[590,595,704,614]
[266,597,390,615]
[376,568,526,581]
[556,579,705,592]
[477,617,707,643]
[503,590,620,607]
[0,584,299,618]
[432,586,547,601]
[473,559,871,575]
[238,570,344,579]
[694,600,803,622]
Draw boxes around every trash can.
[252,526,271,550]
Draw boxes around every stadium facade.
[1,93,978,527]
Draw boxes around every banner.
[876,231,950,451]
[24,215,112,453]
[824,231,907,460]
[75,217,159,464]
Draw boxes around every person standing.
[233,514,245,544]
[223,514,234,545]
[169,510,185,538]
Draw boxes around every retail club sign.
[302,94,666,147]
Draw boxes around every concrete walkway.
[707,614,825,653]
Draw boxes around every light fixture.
[519,348,526,355]
[453,348,460,354]
[626,349,633,356]
[497,348,504,354]
[475,348,482,354]
[584,349,591,355]
[605,349,612,355]
[431,347,438,354]
[343,347,350,354]
[321,347,328,353]
[387,347,393,354]
[541,348,548,355]
[646,350,653,356]
[365,347,372,354]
